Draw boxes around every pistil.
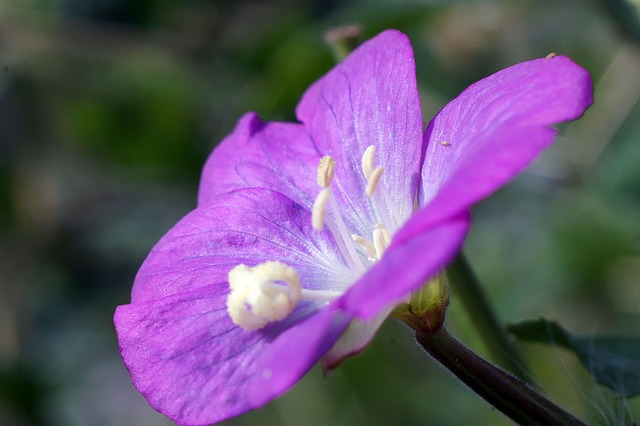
[227,261,344,330]
[227,261,302,331]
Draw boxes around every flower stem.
[323,24,363,62]
[416,327,588,426]
[447,253,530,381]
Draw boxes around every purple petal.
[409,56,593,235]
[296,29,424,235]
[247,304,351,407]
[115,287,262,425]
[321,307,392,372]
[115,287,349,426]
[198,113,321,209]
[342,213,470,319]
[132,188,349,303]
[117,188,354,424]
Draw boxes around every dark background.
[1,0,639,425]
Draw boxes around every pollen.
[352,234,377,259]
[308,144,396,273]
[365,166,384,196]
[361,145,376,180]
[372,222,391,259]
[226,261,301,331]
[317,156,336,188]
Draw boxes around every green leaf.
[507,318,640,398]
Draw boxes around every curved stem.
[416,327,589,426]
[447,253,530,381]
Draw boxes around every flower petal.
[296,29,424,234]
[117,188,354,424]
[342,213,470,319]
[115,287,262,425]
[132,188,350,303]
[411,56,593,233]
[115,286,349,426]
[321,306,393,372]
[198,113,321,209]
[247,304,351,407]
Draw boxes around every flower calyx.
[392,272,450,334]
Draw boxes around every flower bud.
[392,272,450,334]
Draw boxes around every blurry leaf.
[508,318,640,398]
[59,62,205,176]
[600,0,640,44]
[0,363,46,425]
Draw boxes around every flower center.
[227,145,395,331]
[311,147,393,268]
[226,261,342,330]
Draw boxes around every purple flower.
[114,30,592,425]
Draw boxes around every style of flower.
[114,30,593,426]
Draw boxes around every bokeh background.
[1,0,639,425]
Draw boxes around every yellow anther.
[361,145,376,180]
[351,234,377,259]
[372,223,391,260]
[365,166,384,197]
[312,187,332,230]
[317,156,336,188]
[226,261,301,331]
[375,222,391,240]
[372,230,387,260]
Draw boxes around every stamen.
[375,222,391,244]
[317,156,336,187]
[365,166,384,196]
[311,146,397,274]
[361,145,376,179]
[300,288,343,302]
[312,187,366,274]
[227,261,347,330]
[312,188,331,230]
[327,195,366,273]
[351,234,377,259]
[361,145,400,230]
[227,261,301,331]
[374,181,402,231]
[372,222,391,260]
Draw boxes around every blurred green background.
[1,0,639,425]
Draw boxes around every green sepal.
[392,272,450,334]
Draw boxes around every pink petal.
[296,29,424,235]
[407,55,593,237]
[321,307,392,371]
[115,286,263,425]
[115,286,349,426]
[198,113,321,209]
[342,213,470,319]
[132,188,348,303]
[117,188,353,424]
[247,304,351,407]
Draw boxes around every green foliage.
[508,318,640,398]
